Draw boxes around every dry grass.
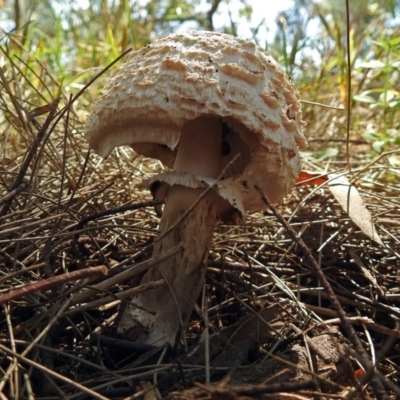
[1,15,400,400]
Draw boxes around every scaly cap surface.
[85,30,307,210]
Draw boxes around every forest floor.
[1,70,400,400]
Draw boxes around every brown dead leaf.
[296,170,328,186]
[328,174,383,246]
[29,98,60,118]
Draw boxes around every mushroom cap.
[85,30,307,211]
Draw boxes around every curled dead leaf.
[327,174,383,246]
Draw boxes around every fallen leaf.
[296,170,328,186]
[354,369,365,378]
[328,174,383,246]
[29,98,60,118]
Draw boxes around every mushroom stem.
[173,117,223,178]
[118,117,223,345]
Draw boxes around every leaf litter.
[0,60,400,400]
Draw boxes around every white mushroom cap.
[85,30,307,211]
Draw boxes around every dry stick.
[202,284,211,385]
[300,99,344,110]
[5,49,133,249]
[254,185,388,400]
[71,49,132,108]
[58,49,132,213]
[0,257,40,285]
[0,98,60,217]
[153,345,168,398]
[56,94,72,214]
[74,198,164,233]
[0,339,113,374]
[350,149,400,184]
[69,198,164,271]
[92,335,156,354]
[3,304,19,399]
[79,188,187,272]
[196,379,316,396]
[0,52,29,130]
[345,0,352,171]
[0,295,75,393]
[22,373,34,400]
[0,213,68,236]
[0,344,109,400]
[68,366,173,400]
[61,279,165,317]
[67,243,184,307]
[0,182,28,206]
[0,265,107,305]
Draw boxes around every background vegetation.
[1,0,400,156]
[0,0,400,399]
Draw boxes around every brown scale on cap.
[86,30,307,212]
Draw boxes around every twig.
[3,304,19,399]
[56,94,71,214]
[301,99,344,110]
[345,0,351,171]
[0,98,60,217]
[68,366,173,399]
[67,243,184,307]
[0,213,68,236]
[61,278,165,317]
[0,181,28,206]
[196,379,316,396]
[202,284,210,385]
[74,198,164,232]
[92,334,156,353]
[0,338,114,376]
[254,185,388,400]
[206,0,222,30]
[0,266,107,304]
[70,49,132,107]
[153,344,168,398]
[0,343,109,400]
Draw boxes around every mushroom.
[85,31,307,346]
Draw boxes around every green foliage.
[0,0,399,158]
[268,0,399,159]
[353,36,400,151]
